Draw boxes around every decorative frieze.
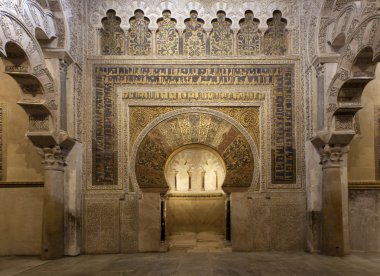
[101,10,125,55]
[210,11,233,56]
[237,11,261,56]
[156,10,179,56]
[264,10,288,56]
[335,115,353,131]
[29,115,49,131]
[128,10,152,55]
[93,64,296,186]
[183,11,206,56]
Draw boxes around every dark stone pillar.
[226,193,231,241]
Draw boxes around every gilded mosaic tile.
[93,64,295,185]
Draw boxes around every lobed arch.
[0,10,57,130]
[324,15,380,132]
[328,5,357,50]
[319,2,359,54]
[22,0,57,40]
[130,108,260,193]
[88,1,298,34]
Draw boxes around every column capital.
[319,145,348,169]
[316,63,325,77]
[38,145,66,171]
[59,59,68,74]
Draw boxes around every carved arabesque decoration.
[129,106,176,147]
[156,10,179,56]
[319,145,348,168]
[29,115,49,131]
[210,11,233,56]
[334,0,355,11]
[183,10,206,56]
[132,109,258,191]
[264,10,288,56]
[335,114,353,131]
[101,9,125,55]
[237,10,261,56]
[38,145,66,170]
[87,0,301,57]
[0,10,57,128]
[128,9,152,55]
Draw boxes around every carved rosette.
[39,146,66,171]
[319,145,347,169]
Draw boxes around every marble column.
[319,145,348,256]
[232,30,238,55]
[316,63,325,130]
[151,28,157,55]
[215,171,218,190]
[188,170,192,191]
[39,146,66,260]
[59,60,68,131]
[205,29,211,55]
[174,170,178,191]
[178,29,184,55]
[201,170,206,191]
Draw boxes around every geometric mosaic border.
[93,64,295,185]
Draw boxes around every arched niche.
[131,108,259,194]
[0,41,52,132]
[1,42,43,96]
[165,144,226,193]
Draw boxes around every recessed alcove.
[164,144,227,251]
[165,144,226,193]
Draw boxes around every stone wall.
[349,189,380,252]
[348,75,380,181]
[0,186,43,255]
[0,70,43,181]
[231,192,306,251]
[166,194,226,235]
[83,194,139,253]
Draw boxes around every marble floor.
[1,252,380,276]
[168,232,230,252]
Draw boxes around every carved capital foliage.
[38,145,66,171]
[316,63,325,77]
[311,131,353,168]
[319,145,348,168]
[59,59,69,76]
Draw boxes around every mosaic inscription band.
[93,65,295,185]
